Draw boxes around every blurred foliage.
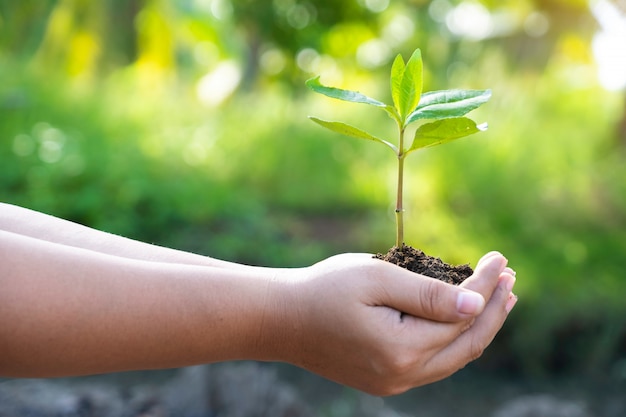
[1,0,626,382]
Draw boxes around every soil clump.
[375,245,473,285]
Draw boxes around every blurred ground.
[1,363,625,417]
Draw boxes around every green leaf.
[306,76,387,107]
[390,54,405,114]
[306,76,399,122]
[407,117,487,154]
[406,89,491,125]
[397,49,423,120]
[308,116,398,153]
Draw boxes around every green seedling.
[306,48,491,248]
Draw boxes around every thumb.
[460,251,509,301]
[371,260,486,323]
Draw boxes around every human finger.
[459,251,508,304]
[419,271,517,383]
[386,253,510,353]
[368,259,486,322]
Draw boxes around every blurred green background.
[1,0,626,408]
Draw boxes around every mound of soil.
[375,245,473,285]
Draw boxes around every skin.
[0,203,517,396]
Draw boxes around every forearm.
[0,203,256,270]
[0,205,517,393]
[0,230,294,377]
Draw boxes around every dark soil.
[375,244,473,285]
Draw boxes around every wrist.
[250,268,306,363]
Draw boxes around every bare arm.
[0,202,252,270]
[0,202,518,394]
[0,230,290,377]
[0,226,516,395]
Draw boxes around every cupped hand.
[281,251,517,396]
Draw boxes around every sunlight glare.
[364,0,390,13]
[590,0,626,91]
[296,48,320,72]
[196,60,242,106]
[357,39,392,68]
[446,1,493,40]
[382,14,415,46]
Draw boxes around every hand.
[280,251,517,396]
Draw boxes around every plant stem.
[395,126,406,248]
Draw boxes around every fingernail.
[478,251,501,265]
[499,274,516,292]
[504,267,516,277]
[505,293,518,313]
[457,291,485,315]
[478,253,508,273]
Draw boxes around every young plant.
[306,48,491,249]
